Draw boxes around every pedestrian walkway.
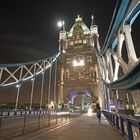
[12,112,126,140]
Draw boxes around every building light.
[73,59,85,67]
[62,50,66,53]
[16,84,20,88]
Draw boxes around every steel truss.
[96,0,140,90]
[0,52,60,88]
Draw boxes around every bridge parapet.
[103,110,140,140]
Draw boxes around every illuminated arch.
[67,89,97,104]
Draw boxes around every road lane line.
[29,121,71,140]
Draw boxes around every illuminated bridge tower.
[58,15,102,110]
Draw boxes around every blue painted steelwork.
[102,0,130,54]
[125,2,140,25]
[109,60,140,90]
[99,0,140,90]
[0,52,60,68]
[0,52,60,88]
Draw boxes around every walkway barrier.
[0,109,80,139]
[102,110,140,140]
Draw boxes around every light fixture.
[62,50,66,53]
[73,59,85,67]
[16,84,20,88]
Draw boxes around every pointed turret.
[58,21,67,51]
[68,15,90,37]
[90,15,100,51]
[75,15,82,22]
[59,21,67,40]
[90,15,98,35]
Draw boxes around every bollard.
[116,115,119,130]
[61,114,63,122]
[0,117,3,137]
[69,112,70,120]
[120,116,125,135]
[127,119,134,140]
[56,112,57,124]
[38,110,41,129]
[22,111,26,134]
[48,112,50,126]
[113,114,116,126]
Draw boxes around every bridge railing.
[102,110,140,140]
[0,109,80,139]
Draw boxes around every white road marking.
[29,121,71,140]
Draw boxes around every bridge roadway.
[11,113,125,140]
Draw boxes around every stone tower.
[57,15,101,109]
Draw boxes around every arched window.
[72,55,85,67]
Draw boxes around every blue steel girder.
[0,52,60,88]
[102,0,140,54]
[100,0,140,90]
[108,59,140,90]
[124,0,140,25]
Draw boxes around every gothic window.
[66,58,71,64]
[79,39,82,44]
[72,55,85,67]
[87,55,92,62]
[75,40,78,44]
[83,39,87,44]
[69,41,74,46]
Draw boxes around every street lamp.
[72,59,85,67]
[15,84,21,110]
[29,78,35,110]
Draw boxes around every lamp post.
[48,64,52,106]
[40,72,45,110]
[57,20,66,105]
[15,84,21,110]
[29,78,35,110]
[53,58,57,107]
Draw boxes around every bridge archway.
[67,89,97,111]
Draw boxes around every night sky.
[0,0,139,105]
[0,0,117,63]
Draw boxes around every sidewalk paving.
[12,113,126,140]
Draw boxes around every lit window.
[79,39,82,43]
[83,39,87,44]
[73,59,84,66]
[87,56,92,62]
[69,41,73,46]
[75,40,78,44]
[66,58,71,64]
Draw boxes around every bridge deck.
[11,113,126,140]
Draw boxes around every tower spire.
[91,15,94,26]
[75,15,82,22]
[62,21,65,31]
[91,15,96,26]
[59,20,66,41]
[90,14,98,35]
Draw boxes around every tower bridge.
[57,14,100,110]
[0,0,140,140]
